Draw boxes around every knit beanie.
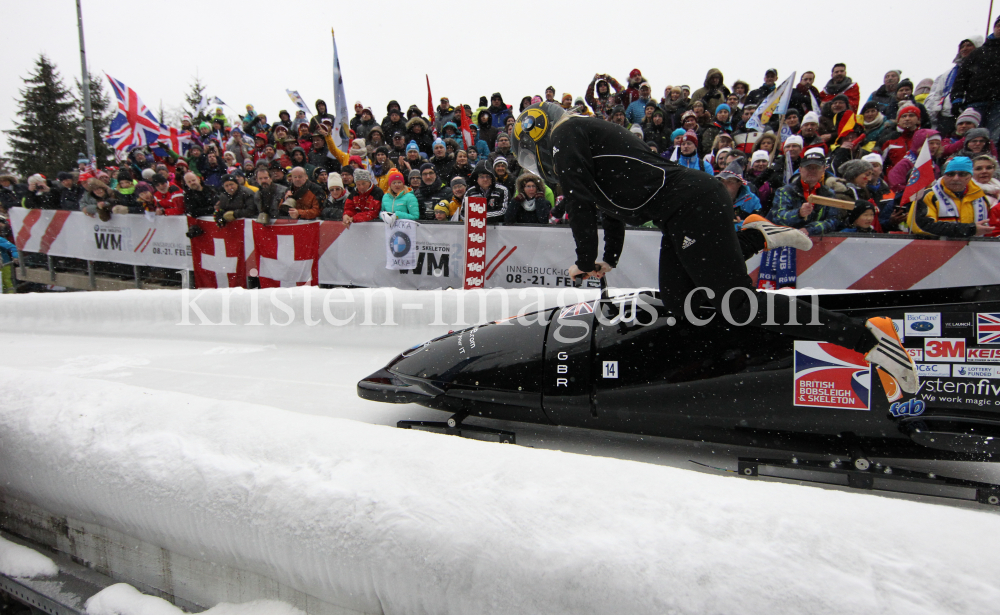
[838,159,873,183]
[141,168,155,181]
[671,128,686,141]
[406,140,419,153]
[956,107,982,127]
[353,168,372,183]
[750,150,770,164]
[408,169,422,180]
[945,156,973,174]
[897,103,921,120]
[629,124,644,136]
[387,169,405,185]
[134,181,152,196]
[349,139,367,156]
[450,176,467,187]
[683,130,699,146]
[861,153,883,165]
[802,112,820,125]
[784,135,804,149]
[328,173,344,189]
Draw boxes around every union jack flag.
[559,301,596,319]
[977,313,1000,344]
[105,74,163,152]
[152,125,193,157]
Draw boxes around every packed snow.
[0,535,58,578]
[1,287,999,615]
[85,583,306,615]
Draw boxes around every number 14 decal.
[603,361,618,379]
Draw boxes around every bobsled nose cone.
[357,367,443,404]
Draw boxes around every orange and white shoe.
[742,214,813,251]
[864,317,919,395]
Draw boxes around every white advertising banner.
[10,209,192,270]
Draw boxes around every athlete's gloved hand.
[568,261,612,282]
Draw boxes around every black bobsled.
[358,285,1000,505]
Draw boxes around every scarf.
[863,112,885,132]
[823,76,854,95]
[932,181,989,221]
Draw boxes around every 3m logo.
[924,338,966,362]
[967,347,1000,361]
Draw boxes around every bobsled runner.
[358,284,1000,505]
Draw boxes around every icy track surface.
[1,288,1000,615]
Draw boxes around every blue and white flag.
[746,73,795,132]
[285,90,312,117]
[331,29,351,150]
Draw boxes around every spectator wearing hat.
[382,103,407,138]
[348,103,364,134]
[431,201,453,221]
[252,166,289,224]
[466,163,509,224]
[798,112,826,151]
[770,148,843,235]
[586,74,624,119]
[700,104,733,154]
[690,68,730,115]
[972,154,1000,208]
[884,79,930,129]
[877,103,922,175]
[643,107,672,152]
[0,174,23,213]
[447,177,468,217]
[952,17,1000,143]
[413,162,453,221]
[429,139,455,182]
[491,157,516,196]
[407,169,422,192]
[506,173,551,225]
[818,63,860,111]
[625,82,654,125]
[354,107,378,141]
[150,174,184,216]
[21,174,58,210]
[381,169,419,220]
[213,173,258,225]
[942,108,984,156]
[716,160,762,229]
[887,129,943,194]
[948,126,999,161]
[926,37,983,137]
[280,167,324,220]
[342,168,383,227]
[908,156,995,237]
[745,149,775,212]
[322,172,350,221]
[856,102,890,153]
[79,177,119,220]
[309,99,335,134]
[56,171,83,210]
[614,69,646,108]
[842,201,878,233]
[676,131,713,174]
[405,115,434,156]
[486,93,513,130]
[268,160,289,187]
[745,69,779,107]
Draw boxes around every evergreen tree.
[74,72,115,166]
[5,55,79,178]
[184,76,210,124]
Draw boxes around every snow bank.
[85,583,305,615]
[0,535,58,578]
[2,367,999,615]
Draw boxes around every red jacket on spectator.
[153,185,185,215]
[343,185,385,222]
[819,81,860,111]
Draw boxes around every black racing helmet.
[511,101,566,185]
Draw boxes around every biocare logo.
[905,313,941,337]
[924,338,966,362]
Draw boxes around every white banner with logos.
[9,208,192,270]
[11,210,1000,292]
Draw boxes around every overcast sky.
[1,0,996,157]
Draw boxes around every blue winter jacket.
[0,237,18,265]
[732,184,762,229]
[625,97,652,124]
[677,152,714,175]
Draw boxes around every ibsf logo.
[469,203,486,214]
[469,233,485,243]
[467,247,484,258]
[467,262,484,272]
[465,276,483,286]
[469,218,485,228]
[889,399,926,417]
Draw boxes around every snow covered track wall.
[1,371,1000,614]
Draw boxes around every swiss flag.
[252,221,320,288]
[189,216,246,288]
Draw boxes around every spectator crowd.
[3,24,1000,292]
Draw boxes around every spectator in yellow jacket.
[908,157,995,237]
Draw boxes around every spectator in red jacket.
[877,104,922,175]
[151,173,184,215]
[342,168,384,227]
